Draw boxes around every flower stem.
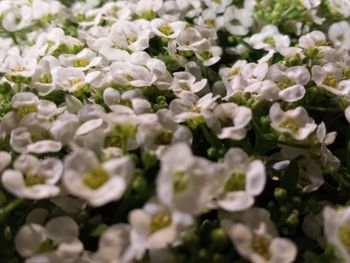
[0,198,24,221]
[200,123,222,149]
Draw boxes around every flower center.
[150,211,172,233]
[277,77,295,90]
[251,235,271,260]
[155,129,173,145]
[323,74,338,88]
[173,171,189,193]
[127,36,137,45]
[17,104,38,118]
[279,117,299,133]
[70,77,83,87]
[39,73,52,84]
[263,36,275,47]
[204,19,216,27]
[224,171,245,192]
[11,66,25,73]
[24,171,46,187]
[200,51,212,60]
[230,67,240,77]
[83,166,109,190]
[73,58,90,67]
[159,24,174,36]
[338,224,350,252]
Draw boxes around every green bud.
[285,211,299,227]
[132,175,147,193]
[207,147,218,159]
[274,187,287,202]
[210,228,230,249]
[141,151,158,170]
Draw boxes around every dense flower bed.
[1,0,350,262]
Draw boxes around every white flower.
[2,4,32,32]
[267,63,310,102]
[328,0,350,17]
[269,103,317,141]
[110,19,150,51]
[301,0,321,9]
[176,27,206,51]
[1,54,36,79]
[59,48,103,69]
[214,148,266,212]
[2,154,62,199]
[220,208,297,263]
[223,5,254,36]
[194,41,222,66]
[205,103,252,140]
[170,71,208,94]
[128,201,193,254]
[203,0,232,13]
[50,112,80,146]
[157,143,225,214]
[323,206,350,262]
[15,216,83,262]
[31,56,60,96]
[169,92,219,123]
[63,148,133,207]
[246,25,290,52]
[328,21,350,50]
[151,18,186,39]
[92,224,131,263]
[312,63,350,97]
[298,30,327,49]
[137,109,192,154]
[110,61,156,87]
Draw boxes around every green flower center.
[159,24,174,36]
[11,66,25,73]
[39,73,52,84]
[263,36,275,47]
[17,104,38,118]
[251,235,271,260]
[150,211,172,233]
[323,74,338,88]
[83,166,109,190]
[204,19,216,27]
[73,58,90,67]
[224,171,246,192]
[230,67,240,77]
[279,117,299,133]
[127,36,137,45]
[338,224,350,252]
[155,129,173,145]
[173,171,189,193]
[200,51,212,60]
[277,77,295,90]
[70,77,83,87]
[24,171,46,187]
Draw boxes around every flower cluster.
[1,0,350,262]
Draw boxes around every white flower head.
[269,103,317,141]
[157,143,225,214]
[63,148,133,207]
[151,18,186,39]
[268,63,310,102]
[215,148,266,212]
[221,208,297,263]
[2,154,62,199]
[223,5,254,36]
[205,103,252,140]
[323,206,350,262]
[328,21,350,50]
[246,25,290,52]
[15,216,83,261]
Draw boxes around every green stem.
[200,123,222,149]
[0,198,24,220]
